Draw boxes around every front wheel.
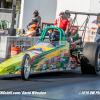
[21,54,31,80]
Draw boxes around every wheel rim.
[24,56,30,79]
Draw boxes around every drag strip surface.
[0,60,100,100]
[0,70,100,100]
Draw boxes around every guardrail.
[0,36,40,59]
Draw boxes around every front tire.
[21,54,31,80]
[81,42,100,74]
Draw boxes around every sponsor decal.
[47,69,49,72]
[66,60,69,64]
[38,66,42,71]
[54,62,57,64]
[51,62,57,65]
[49,59,51,63]
[66,67,71,70]
[29,50,42,54]
[63,49,66,52]
[32,67,35,70]
[72,58,75,61]
[63,59,65,61]
[31,59,34,65]
[36,65,42,71]
[72,56,77,68]
[59,68,62,71]
[72,65,75,68]
[52,65,56,69]
[60,58,63,62]
[64,53,68,57]
[57,61,60,63]
[42,70,46,72]
[60,50,63,53]
[45,64,49,69]
[54,57,57,62]
[68,68,71,70]
[56,63,60,67]
[51,58,54,62]
[70,64,72,67]
[51,62,54,64]
[7,68,12,71]
[67,45,69,48]
[64,64,67,67]
[43,60,45,63]
[40,64,43,67]
[41,43,47,46]
[66,68,69,70]
[58,55,61,58]
[43,64,46,69]
[31,55,37,65]
[44,59,49,64]
[66,49,68,52]
[57,57,60,61]
[61,54,64,57]
[56,68,59,70]
[67,64,70,67]
[60,49,66,53]
[33,58,36,61]
[60,41,67,44]
[49,65,53,69]
[66,53,70,57]
[17,71,21,74]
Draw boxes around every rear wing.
[65,10,98,16]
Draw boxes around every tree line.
[0,0,21,9]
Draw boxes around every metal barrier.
[0,36,40,59]
[41,22,54,32]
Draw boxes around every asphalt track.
[0,59,100,100]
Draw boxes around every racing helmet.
[49,31,60,41]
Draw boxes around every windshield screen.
[35,40,59,47]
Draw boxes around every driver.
[49,31,60,41]
[27,10,41,36]
[49,31,60,47]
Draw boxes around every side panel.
[30,41,77,73]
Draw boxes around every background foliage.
[1,0,21,9]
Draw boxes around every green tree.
[6,0,12,9]
[16,0,21,9]
[6,0,12,2]
[0,0,21,9]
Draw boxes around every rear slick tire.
[81,42,100,74]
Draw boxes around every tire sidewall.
[21,53,31,80]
